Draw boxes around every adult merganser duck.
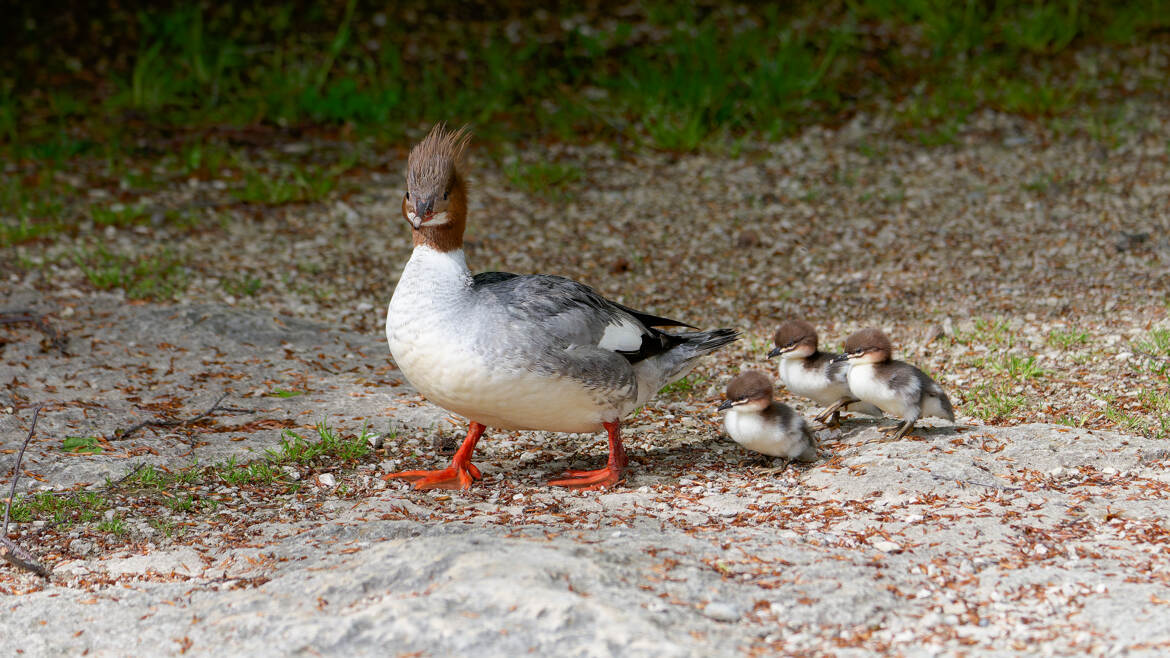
[834,328,955,441]
[718,371,817,467]
[767,319,881,426]
[383,125,738,490]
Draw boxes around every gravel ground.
[6,107,1168,433]
[3,300,1170,656]
[2,103,1170,655]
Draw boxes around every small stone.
[365,433,384,450]
[519,451,538,464]
[282,466,301,481]
[871,539,903,553]
[942,601,965,615]
[703,601,740,622]
[317,473,337,488]
[69,539,96,557]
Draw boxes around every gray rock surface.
[2,298,1170,656]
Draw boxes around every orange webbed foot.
[548,466,624,491]
[383,462,482,491]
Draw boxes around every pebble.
[317,473,337,488]
[942,601,965,615]
[703,601,740,622]
[871,539,903,553]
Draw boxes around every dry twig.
[112,393,252,441]
[1,405,51,578]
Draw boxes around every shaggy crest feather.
[407,123,472,197]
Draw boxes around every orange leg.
[382,422,485,490]
[548,421,627,491]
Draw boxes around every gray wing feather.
[473,272,679,363]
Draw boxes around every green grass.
[166,494,196,513]
[91,203,149,228]
[987,354,1046,381]
[222,274,264,297]
[965,383,1027,421]
[1135,329,1170,377]
[11,421,376,537]
[149,517,182,538]
[218,456,280,485]
[96,517,128,535]
[7,491,110,528]
[4,1,1169,158]
[505,160,584,198]
[952,317,1014,350]
[119,463,169,489]
[1103,404,1149,435]
[659,373,708,397]
[269,421,373,464]
[233,164,340,204]
[74,245,190,300]
[1048,328,1090,349]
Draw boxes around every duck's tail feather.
[631,328,740,407]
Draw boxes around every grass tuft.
[987,354,1046,381]
[1048,328,1090,349]
[965,383,1027,421]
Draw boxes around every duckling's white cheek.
[741,399,770,413]
[787,345,815,359]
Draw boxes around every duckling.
[767,319,881,426]
[835,328,954,441]
[718,371,817,469]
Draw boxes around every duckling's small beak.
[831,352,852,363]
[766,346,783,358]
[717,399,734,412]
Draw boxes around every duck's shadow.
[418,418,968,490]
[530,419,965,484]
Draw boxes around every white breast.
[724,410,804,458]
[778,358,848,406]
[847,364,911,418]
[386,247,610,433]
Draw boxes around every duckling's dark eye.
[443,191,448,201]
[405,191,410,200]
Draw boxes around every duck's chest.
[724,411,791,457]
[779,359,844,404]
[847,364,906,414]
[386,248,485,399]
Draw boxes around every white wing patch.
[598,317,646,353]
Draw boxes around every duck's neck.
[404,245,472,285]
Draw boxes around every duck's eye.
[443,191,448,201]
